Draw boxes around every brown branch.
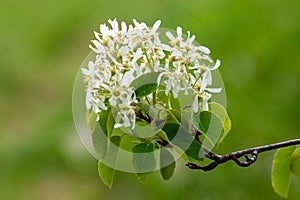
[186,138,300,171]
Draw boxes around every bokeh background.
[1,0,300,199]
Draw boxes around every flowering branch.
[77,19,300,196]
[186,138,300,171]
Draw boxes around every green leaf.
[136,173,150,184]
[192,111,224,148]
[157,129,188,163]
[118,134,137,152]
[132,143,156,173]
[98,108,110,136]
[290,148,300,182]
[134,121,158,138]
[136,84,157,98]
[98,163,116,189]
[166,109,181,124]
[208,102,231,144]
[162,123,203,163]
[136,102,167,129]
[169,93,181,109]
[162,123,180,141]
[86,110,97,133]
[136,102,151,114]
[160,110,204,164]
[92,124,107,159]
[192,111,210,134]
[98,136,121,189]
[111,127,123,137]
[130,72,160,98]
[91,108,115,159]
[163,109,190,134]
[107,110,115,141]
[184,140,202,161]
[272,146,296,198]
[192,103,231,148]
[176,90,194,109]
[160,148,176,180]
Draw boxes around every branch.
[186,138,300,171]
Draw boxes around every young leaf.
[208,102,231,144]
[134,121,158,138]
[160,110,203,162]
[192,111,211,134]
[184,140,202,161]
[130,72,160,98]
[136,102,151,114]
[86,110,97,133]
[98,136,121,189]
[118,134,137,152]
[91,108,115,159]
[107,110,115,141]
[158,129,201,164]
[162,123,180,141]
[162,122,203,163]
[92,124,108,159]
[132,143,156,173]
[290,148,300,182]
[98,162,116,189]
[166,109,181,124]
[136,173,150,184]
[161,109,188,141]
[87,109,108,159]
[160,148,176,180]
[192,111,224,147]
[169,93,181,109]
[136,84,157,98]
[98,108,111,136]
[272,146,296,198]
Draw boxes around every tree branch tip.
[186,138,300,171]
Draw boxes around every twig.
[186,138,300,171]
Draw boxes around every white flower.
[191,75,222,112]
[114,106,136,129]
[108,86,135,107]
[94,96,107,112]
[157,60,190,98]
[162,26,214,71]
[191,59,221,85]
[165,27,183,46]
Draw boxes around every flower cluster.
[82,19,221,130]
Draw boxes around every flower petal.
[121,21,127,33]
[176,27,182,38]
[210,59,221,71]
[198,46,211,54]
[192,95,199,113]
[202,97,209,111]
[152,20,161,32]
[157,72,167,86]
[206,87,222,93]
[166,31,175,41]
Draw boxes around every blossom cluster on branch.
[77,19,300,195]
[82,19,221,130]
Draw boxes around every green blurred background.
[1,0,300,199]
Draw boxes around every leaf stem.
[167,93,172,109]
[145,97,151,105]
[152,90,157,106]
